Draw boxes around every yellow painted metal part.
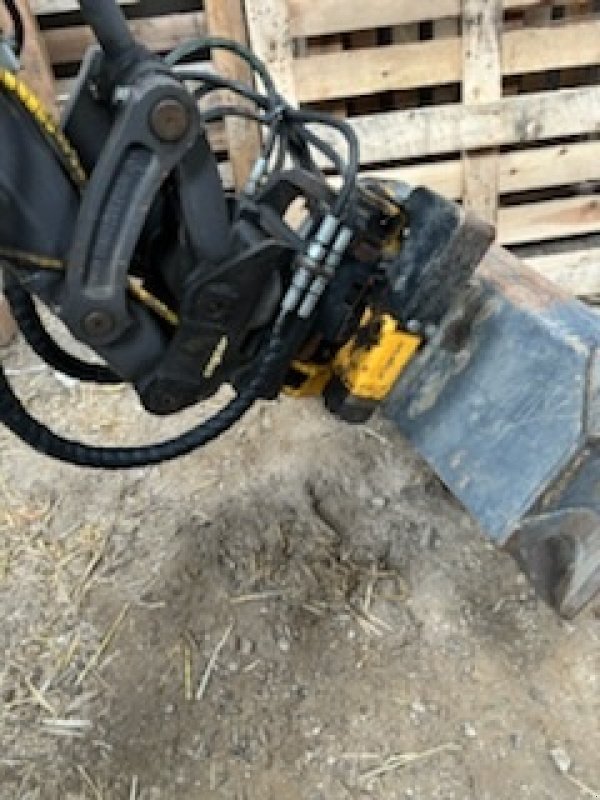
[284,309,422,401]
[283,361,333,398]
[333,310,421,401]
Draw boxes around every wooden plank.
[433,18,460,104]
[288,0,588,37]
[292,20,600,103]
[391,22,421,110]
[499,140,600,194]
[205,0,262,187]
[356,140,600,200]
[294,37,460,103]
[32,0,135,12]
[347,30,380,115]
[43,11,206,65]
[321,86,600,165]
[519,5,552,92]
[0,0,56,111]
[524,248,600,296]
[0,292,17,347]
[245,0,297,102]
[498,195,600,245]
[461,0,503,225]
[308,35,350,118]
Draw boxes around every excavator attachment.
[383,237,600,617]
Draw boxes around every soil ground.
[1,335,599,800]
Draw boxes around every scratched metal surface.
[383,246,600,544]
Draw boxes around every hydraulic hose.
[0,333,286,468]
[78,0,137,62]
[5,284,120,385]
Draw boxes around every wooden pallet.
[9,0,600,300]
[244,0,600,298]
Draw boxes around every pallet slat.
[498,195,600,245]
[287,0,592,37]
[359,140,600,200]
[462,0,503,224]
[2,0,56,111]
[32,0,136,12]
[330,87,600,165]
[523,249,600,296]
[205,0,262,187]
[43,11,207,65]
[292,20,600,103]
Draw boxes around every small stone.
[371,496,387,510]
[411,700,427,715]
[462,722,477,738]
[260,411,272,431]
[278,637,291,653]
[239,638,255,656]
[510,733,523,750]
[53,371,79,390]
[550,747,571,774]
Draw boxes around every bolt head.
[149,98,190,143]
[82,310,115,338]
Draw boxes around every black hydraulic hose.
[78,0,137,62]
[286,108,360,218]
[3,0,24,56]
[0,332,286,469]
[5,285,120,385]
[179,70,272,111]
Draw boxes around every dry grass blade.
[42,718,92,730]
[73,536,107,602]
[565,773,600,798]
[347,603,392,637]
[24,674,57,716]
[129,775,139,800]
[78,765,103,800]
[76,603,130,687]
[361,427,390,445]
[196,622,234,701]
[301,602,328,617]
[363,577,375,615]
[360,743,462,782]
[230,590,287,605]
[183,642,193,702]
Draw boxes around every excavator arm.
[0,0,598,616]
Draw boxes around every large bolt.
[149,98,190,143]
[82,310,115,338]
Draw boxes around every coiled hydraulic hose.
[0,332,286,468]
[5,284,119,385]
